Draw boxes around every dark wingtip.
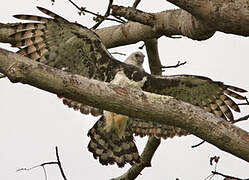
[227,85,248,93]
[13,14,23,19]
[36,6,45,11]
[36,6,68,21]
[36,6,51,16]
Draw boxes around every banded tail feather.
[87,116,140,167]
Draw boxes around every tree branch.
[161,61,186,69]
[132,0,142,9]
[144,39,163,75]
[0,48,249,163]
[68,0,123,25]
[111,5,215,40]
[211,171,248,180]
[166,0,249,36]
[16,146,67,180]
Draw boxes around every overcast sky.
[0,0,248,179]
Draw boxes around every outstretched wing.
[10,7,247,121]
[10,6,121,82]
[143,75,247,121]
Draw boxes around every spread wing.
[10,7,248,121]
[10,7,121,82]
[143,75,247,121]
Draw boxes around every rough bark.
[0,48,249,163]
[166,0,249,36]
[111,5,215,40]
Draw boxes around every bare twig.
[139,44,145,49]
[16,147,67,180]
[191,140,205,148]
[68,0,123,25]
[42,166,48,180]
[111,5,155,26]
[17,162,58,180]
[16,162,58,172]
[132,0,142,8]
[55,146,67,180]
[209,156,220,166]
[205,156,249,180]
[91,0,113,29]
[161,61,186,69]
[211,171,247,180]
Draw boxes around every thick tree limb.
[144,39,163,75]
[166,0,249,36]
[111,5,215,40]
[0,48,249,163]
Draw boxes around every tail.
[87,116,140,167]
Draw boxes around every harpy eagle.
[9,7,248,167]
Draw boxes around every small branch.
[16,162,58,172]
[132,0,142,8]
[191,140,205,148]
[16,147,67,180]
[68,0,123,25]
[161,61,186,69]
[111,5,155,26]
[55,146,67,180]
[91,0,113,29]
[17,162,58,180]
[42,166,48,180]
[206,156,249,180]
[211,171,246,180]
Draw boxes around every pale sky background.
[0,0,249,179]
